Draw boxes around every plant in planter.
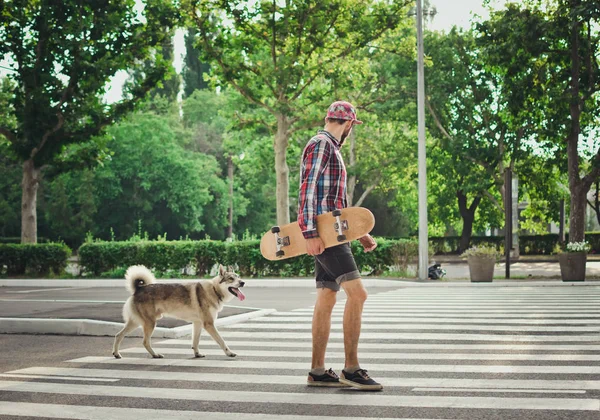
[557,241,590,282]
[461,245,501,283]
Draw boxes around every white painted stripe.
[275,311,600,318]
[0,374,118,382]
[291,309,600,314]
[340,304,600,308]
[228,322,600,332]
[66,357,600,374]
[156,339,600,351]
[251,316,600,324]
[13,367,600,391]
[118,347,600,361]
[364,299,600,303]
[0,380,596,411]
[0,402,446,420]
[412,388,586,394]
[177,330,600,342]
[6,287,88,294]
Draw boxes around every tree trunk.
[21,159,40,244]
[567,5,584,242]
[570,184,587,242]
[227,155,234,239]
[274,113,290,225]
[457,190,481,253]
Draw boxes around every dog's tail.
[125,265,156,294]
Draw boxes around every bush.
[0,243,72,276]
[78,237,420,277]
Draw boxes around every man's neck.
[323,124,345,143]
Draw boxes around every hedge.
[78,238,421,277]
[429,233,600,255]
[0,243,72,276]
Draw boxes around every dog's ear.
[228,265,234,273]
[219,264,226,277]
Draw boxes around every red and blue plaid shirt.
[298,130,347,239]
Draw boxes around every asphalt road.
[1,284,600,420]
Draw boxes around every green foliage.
[0,243,71,276]
[78,237,419,278]
[182,27,211,97]
[461,245,502,260]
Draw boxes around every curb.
[0,308,276,338]
[0,278,405,288]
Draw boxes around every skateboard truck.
[271,226,288,257]
[332,209,347,242]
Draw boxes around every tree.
[182,28,211,97]
[478,1,600,242]
[185,0,411,225]
[0,0,180,243]
[424,28,525,251]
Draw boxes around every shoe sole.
[307,381,351,387]
[339,377,383,391]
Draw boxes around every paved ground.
[1,283,600,419]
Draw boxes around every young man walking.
[298,101,382,391]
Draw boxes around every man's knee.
[343,280,368,303]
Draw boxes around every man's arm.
[298,138,332,240]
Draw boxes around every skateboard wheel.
[337,234,347,242]
[271,226,280,233]
[276,250,285,257]
[332,209,342,217]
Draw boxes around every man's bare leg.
[340,278,368,369]
[311,287,337,369]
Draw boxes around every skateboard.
[260,207,375,261]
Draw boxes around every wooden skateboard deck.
[260,207,375,261]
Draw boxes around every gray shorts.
[314,243,361,292]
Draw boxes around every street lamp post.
[416,0,428,281]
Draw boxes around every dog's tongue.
[235,288,246,301]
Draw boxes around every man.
[298,100,382,391]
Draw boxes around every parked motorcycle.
[428,263,446,280]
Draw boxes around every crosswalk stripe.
[0,402,447,420]
[66,356,600,374]
[9,367,600,391]
[117,347,600,361]
[156,339,600,351]
[249,316,600,324]
[9,366,600,391]
[0,373,119,382]
[227,322,600,332]
[273,311,600,318]
[290,309,600,314]
[163,330,600,342]
[1,380,597,411]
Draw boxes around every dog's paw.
[152,354,164,359]
[226,350,237,358]
[194,353,206,358]
[113,352,122,359]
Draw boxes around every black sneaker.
[307,368,350,387]
[340,369,383,391]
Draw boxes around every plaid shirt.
[298,130,347,239]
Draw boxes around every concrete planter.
[558,252,586,282]
[467,256,495,283]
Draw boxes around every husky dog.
[112,264,246,359]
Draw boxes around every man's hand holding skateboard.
[359,234,377,252]
[306,233,377,256]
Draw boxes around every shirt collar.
[318,130,341,149]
